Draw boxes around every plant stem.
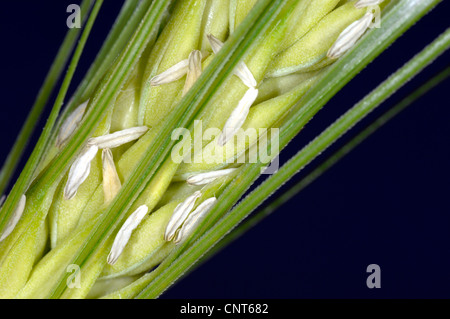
[0,0,93,196]
[77,0,144,102]
[54,0,153,139]
[0,0,103,236]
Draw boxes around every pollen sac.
[150,59,189,86]
[107,205,149,265]
[64,145,99,200]
[174,197,217,244]
[207,34,257,88]
[164,191,202,242]
[217,87,259,146]
[183,50,203,96]
[56,100,89,147]
[0,194,26,242]
[187,168,237,186]
[102,149,122,204]
[327,12,374,59]
[87,126,148,149]
[267,2,367,77]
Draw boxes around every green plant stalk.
[77,0,145,102]
[135,20,449,299]
[38,0,155,175]
[201,64,450,266]
[31,0,171,194]
[0,0,93,196]
[54,0,153,139]
[0,0,103,235]
[48,0,299,299]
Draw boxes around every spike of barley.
[1,0,400,299]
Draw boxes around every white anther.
[87,126,148,149]
[56,100,89,147]
[217,87,259,146]
[187,168,237,186]
[107,205,149,265]
[0,194,26,242]
[102,149,122,204]
[174,197,217,244]
[164,191,202,242]
[327,12,374,59]
[150,59,189,86]
[64,145,99,200]
[207,34,257,88]
[183,50,203,96]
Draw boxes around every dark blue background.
[0,1,449,298]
